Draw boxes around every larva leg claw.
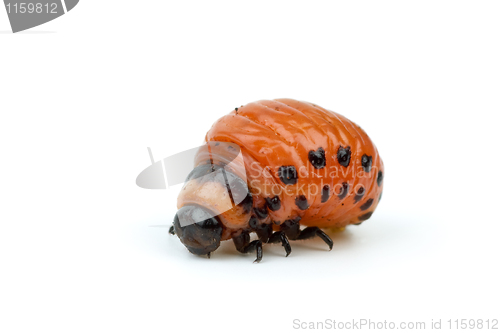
[251,241,263,263]
[169,225,175,235]
[233,232,263,263]
[267,231,292,257]
[296,227,334,250]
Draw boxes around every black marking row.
[259,170,383,217]
[278,147,375,185]
[256,146,384,225]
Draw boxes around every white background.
[1,1,499,332]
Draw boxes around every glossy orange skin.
[180,99,384,240]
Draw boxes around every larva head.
[173,205,223,256]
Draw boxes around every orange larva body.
[173,99,384,261]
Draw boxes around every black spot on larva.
[377,171,383,186]
[358,211,373,222]
[265,196,281,211]
[378,192,382,202]
[360,198,374,211]
[237,192,253,214]
[337,145,351,167]
[354,186,365,203]
[321,185,330,203]
[295,195,309,210]
[214,142,220,146]
[226,177,252,214]
[248,215,258,229]
[253,205,268,220]
[337,182,349,200]
[278,166,298,185]
[361,154,372,172]
[308,147,326,169]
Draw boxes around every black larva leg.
[267,231,292,257]
[296,227,334,250]
[255,223,273,243]
[280,218,302,240]
[280,218,333,251]
[246,241,263,263]
[233,232,263,263]
[169,225,175,235]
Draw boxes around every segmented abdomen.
[199,99,384,231]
